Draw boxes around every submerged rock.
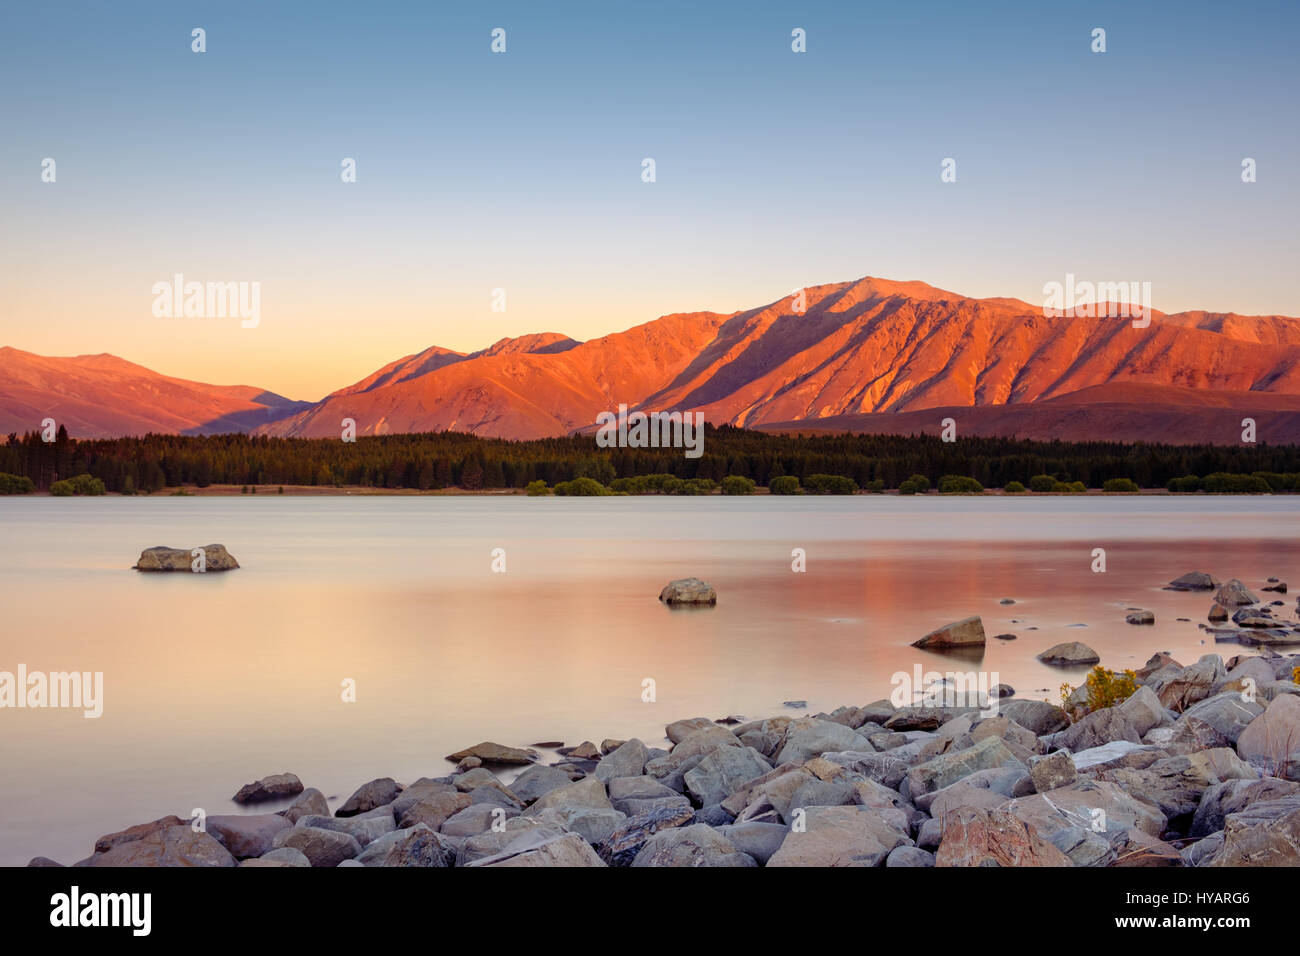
[134,544,239,572]
[911,615,986,649]
[1168,571,1220,591]
[1036,642,1100,666]
[232,772,303,804]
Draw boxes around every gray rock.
[906,736,1027,797]
[607,776,691,817]
[239,847,310,868]
[593,738,648,782]
[271,826,362,867]
[1126,610,1155,625]
[768,805,909,867]
[599,803,695,865]
[86,826,236,868]
[631,824,757,867]
[335,777,400,817]
[684,746,773,806]
[507,765,574,804]
[774,717,873,765]
[469,831,606,867]
[282,787,329,824]
[1036,642,1100,666]
[295,807,396,848]
[232,772,303,804]
[1176,692,1264,745]
[1029,751,1077,793]
[885,845,935,867]
[1058,708,1142,751]
[1001,699,1070,735]
[443,742,539,766]
[205,813,292,859]
[717,821,788,865]
[1215,578,1259,607]
[1168,571,1219,591]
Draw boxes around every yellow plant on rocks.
[1059,666,1139,717]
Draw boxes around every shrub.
[50,479,74,496]
[1029,474,1057,493]
[1102,477,1140,493]
[610,473,677,495]
[1166,474,1201,493]
[525,480,550,496]
[803,473,858,495]
[1084,666,1139,711]
[938,475,984,494]
[1051,480,1087,493]
[865,478,885,493]
[676,477,717,495]
[1003,480,1026,494]
[769,475,801,495]
[721,475,756,495]
[1202,472,1272,494]
[0,472,35,494]
[906,474,931,492]
[898,477,926,495]
[50,474,106,496]
[553,476,610,496]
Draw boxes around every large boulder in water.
[1167,571,1219,591]
[658,578,717,606]
[911,615,986,649]
[134,544,239,572]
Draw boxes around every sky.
[2,0,1297,401]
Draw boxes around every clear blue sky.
[2,0,1296,399]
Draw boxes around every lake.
[1,494,1297,866]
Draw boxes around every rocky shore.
[27,573,1300,868]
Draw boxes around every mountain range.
[6,275,1300,445]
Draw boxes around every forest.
[4,424,1300,494]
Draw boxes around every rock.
[87,826,236,867]
[1036,642,1100,666]
[443,742,539,766]
[1058,708,1142,751]
[282,788,329,824]
[1092,749,1258,830]
[607,776,691,817]
[133,544,239,572]
[658,577,717,605]
[456,756,482,771]
[507,764,574,804]
[239,847,310,867]
[774,717,873,765]
[271,826,362,867]
[1191,777,1300,838]
[599,804,695,865]
[456,818,567,865]
[632,824,756,867]
[232,772,303,804]
[886,845,936,867]
[1117,685,1166,736]
[991,683,1015,699]
[26,858,64,868]
[562,741,602,760]
[1029,751,1077,793]
[1232,608,1276,628]
[1215,578,1260,607]
[1136,651,1182,680]
[1168,571,1219,591]
[1001,699,1070,735]
[397,791,472,830]
[336,777,400,817]
[1182,832,1225,867]
[1211,794,1300,866]
[693,804,736,827]
[470,832,607,867]
[684,746,773,806]
[441,804,518,839]
[1176,693,1264,745]
[911,615,986,649]
[1153,655,1226,711]
[782,700,807,709]
[390,779,455,819]
[665,717,715,743]
[594,738,648,782]
[1209,604,1229,622]
[717,822,789,865]
[1126,610,1155,625]
[1047,826,1114,867]
[295,808,396,848]
[1069,740,1158,771]
[764,806,909,868]
[1004,780,1166,842]
[906,736,1026,797]
[205,814,292,859]
[935,807,1071,867]
[1263,581,1289,594]
[368,825,458,867]
[1237,694,1300,775]
[993,633,1017,641]
[93,815,187,854]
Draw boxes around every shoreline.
[31,572,1300,868]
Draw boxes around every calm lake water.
[1,495,1298,866]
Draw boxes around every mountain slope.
[254,276,1300,441]
[0,347,310,438]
